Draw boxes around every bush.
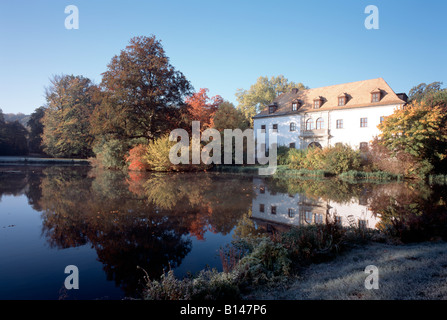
[92,138,129,169]
[125,144,150,171]
[144,135,211,172]
[143,269,240,300]
[233,236,291,285]
[287,145,362,175]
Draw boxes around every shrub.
[233,236,291,285]
[125,144,150,171]
[92,138,129,169]
[142,269,240,300]
[287,145,362,175]
[323,144,362,175]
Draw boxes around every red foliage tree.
[185,88,223,130]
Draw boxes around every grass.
[338,170,403,182]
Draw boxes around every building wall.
[328,104,400,149]
[253,104,402,150]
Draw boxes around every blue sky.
[0,0,446,115]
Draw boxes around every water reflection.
[1,165,446,299]
[251,177,380,232]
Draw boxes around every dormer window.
[371,89,381,103]
[313,97,322,109]
[291,100,301,111]
[338,93,347,106]
[268,103,277,114]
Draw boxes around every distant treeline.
[0,107,44,156]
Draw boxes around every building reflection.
[251,178,381,233]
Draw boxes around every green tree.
[212,101,249,132]
[27,106,46,154]
[235,75,306,126]
[96,35,194,141]
[41,74,99,158]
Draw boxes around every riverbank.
[0,156,90,165]
[243,240,447,300]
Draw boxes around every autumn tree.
[41,74,99,158]
[184,88,223,131]
[235,75,306,126]
[95,35,194,141]
[378,101,447,174]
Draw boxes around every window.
[335,216,342,226]
[292,102,298,111]
[313,100,320,109]
[305,119,314,131]
[315,214,323,224]
[269,106,275,114]
[289,142,296,149]
[271,206,277,215]
[259,204,265,212]
[371,92,380,103]
[338,96,346,106]
[260,186,265,194]
[359,142,369,151]
[288,208,295,218]
[359,220,367,229]
[305,211,313,223]
[316,118,324,130]
[336,119,343,129]
[272,124,278,132]
[380,116,385,124]
[261,124,266,133]
[290,122,296,131]
[360,117,368,128]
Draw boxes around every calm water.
[0,165,446,300]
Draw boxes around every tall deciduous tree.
[95,35,193,141]
[41,74,99,158]
[185,88,223,131]
[235,75,306,126]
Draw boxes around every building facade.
[253,78,407,150]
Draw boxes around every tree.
[0,108,29,156]
[96,35,193,141]
[212,101,249,132]
[378,101,447,174]
[184,88,223,131]
[408,81,447,111]
[41,74,99,158]
[235,75,306,126]
[27,106,46,154]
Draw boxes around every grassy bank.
[141,222,380,300]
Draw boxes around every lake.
[1,165,446,299]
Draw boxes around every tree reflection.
[37,168,254,297]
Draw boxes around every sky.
[0,0,446,115]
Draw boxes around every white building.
[253,78,407,150]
